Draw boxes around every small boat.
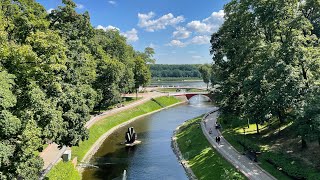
[124,127,141,146]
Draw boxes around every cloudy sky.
[36,0,228,64]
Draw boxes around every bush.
[263,152,319,179]
[235,137,260,152]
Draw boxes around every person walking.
[217,136,221,145]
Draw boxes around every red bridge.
[171,92,211,101]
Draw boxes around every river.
[82,95,213,180]
[150,80,207,88]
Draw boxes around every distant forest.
[150,64,201,78]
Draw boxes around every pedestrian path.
[201,110,276,180]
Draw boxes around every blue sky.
[36,0,228,64]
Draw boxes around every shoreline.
[171,122,198,180]
[78,100,187,173]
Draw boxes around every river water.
[82,95,213,180]
[150,80,207,88]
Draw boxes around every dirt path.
[201,110,276,180]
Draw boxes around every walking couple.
[215,136,221,145]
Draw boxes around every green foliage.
[263,152,320,179]
[150,64,201,78]
[46,161,80,180]
[133,56,152,89]
[72,96,181,161]
[211,0,320,145]
[0,0,153,178]
[176,116,245,180]
[198,64,211,89]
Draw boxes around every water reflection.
[82,102,214,180]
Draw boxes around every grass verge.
[176,116,245,180]
[91,97,142,115]
[46,161,80,180]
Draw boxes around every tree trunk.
[206,83,209,90]
[277,110,285,124]
[302,137,307,149]
[256,122,260,134]
[98,101,102,113]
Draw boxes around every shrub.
[263,152,319,179]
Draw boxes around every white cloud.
[138,12,185,32]
[203,10,225,24]
[187,10,224,34]
[167,40,186,47]
[167,35,210,47]
[187,21,212,34]
[47,8,54,14]
[173,27,191,39]
[76,4,84,9]
[108,1,116,5]
[189,35,211,45]
[96,25,120,31]
[122,28,139,42]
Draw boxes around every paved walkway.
[39,91,164,176]
[201,110,276,180]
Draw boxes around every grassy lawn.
[91,97,142,115]
[176,116,245,180]
[218,114,320,180]
[46,161,80,180]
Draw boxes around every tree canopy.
[150,64,201,78]
[211,0,320,143]
[0,0,153,178]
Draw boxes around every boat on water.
[124,127,141,146]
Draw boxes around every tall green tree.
[210,0,320,140]
[133,56,151,97]
[199,64,212,90]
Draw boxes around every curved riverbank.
[173,114,245,180]
[72,96,184,163]
[172,121,198,180]
[80,98,186,167]
[46,96,184,179]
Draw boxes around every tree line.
[211,0,320,147]
[150,64,201,78]
[0,0,152,179]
